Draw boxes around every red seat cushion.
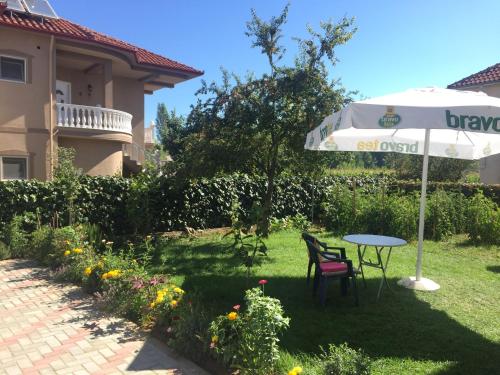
[320,261,348,275]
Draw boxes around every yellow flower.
[150,302,156,308]
[105,270,121,279]
[65,240,70,245]
[170,300,178,308]
[173,287,184,294]
[227,312,238,321]
[155,292,165,304]
[63,250,71,257]
[72,248,83,254]
[84,267,92,276]
[97,261,104,269]
[101,272,109,280]
[211,335,218,343]
[288,367,303,375]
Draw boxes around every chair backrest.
[302,232,318,259]
[304,239,322,266]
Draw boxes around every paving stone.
[0,259,208,374]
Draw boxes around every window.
[0,56,26,82]
[1,157,28,180]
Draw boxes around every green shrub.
[465,192,500,245]
[31,226,54,264]
[385,193,419,240]
[209,286,290,374]
[322,184,358,235]
[47,227,81,268]
[0,241,10,260]
[0,173,499,235]
[169,292,214,363]
[270,213,311,233]
[425,190,456,241]
[321,343,371,375]
[3,216,30,258]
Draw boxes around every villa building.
[448,63,500,184]
[0,1,202,180]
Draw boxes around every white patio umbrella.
[305,87,500,291]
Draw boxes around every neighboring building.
[448,63,500,184]
[0,1,202,180]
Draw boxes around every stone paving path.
[0,259,209,375]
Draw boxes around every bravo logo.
[378,106,401,128]
[357,140,418,153]
[446,110,500,132]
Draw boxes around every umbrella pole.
[416,129,430,280]
[398,129,440,291]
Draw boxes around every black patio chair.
[304,239,359,306]
[301,232,347,285]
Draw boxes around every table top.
[342,234,407,247]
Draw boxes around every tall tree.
[177,5,357,235]
[155,103,186,159]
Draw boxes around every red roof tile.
[0,11,203,76]
[448,63,500,89]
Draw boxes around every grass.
[150,230,500,374]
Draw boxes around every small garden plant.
[209,281,290,374]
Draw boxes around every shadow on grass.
[177,271,499,375]
[486,265,500,274]
[151,240,272,276]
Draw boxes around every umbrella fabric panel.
[305,127,500,160]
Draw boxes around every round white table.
[343,234,407,301]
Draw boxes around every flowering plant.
[209,286,289,374]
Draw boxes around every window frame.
[0,156,29,181]
[0,55,27,84]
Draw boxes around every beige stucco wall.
[56,67,104,107]
[58,138,123,176]
[465,83,500,184]
[113,77,144,149]
[0,27,52,180]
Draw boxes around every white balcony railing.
[56,103,132,134]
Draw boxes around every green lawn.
[151,231,500,374]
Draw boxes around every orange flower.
[227,312,238,321]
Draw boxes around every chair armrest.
[319,251,343,261]
[324,245,347,259]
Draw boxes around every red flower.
[233,304,241,311]
[258,279,268,285]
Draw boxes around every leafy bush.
[270,213,311,233]
[0,173,499,236]
[465,192,500,245]
[31,226,54,264]
[168,292,214,363]
[209,286,290,374]
[2,216,30,258]
[0,241,10,260]
[321,343,371,375]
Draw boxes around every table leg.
[376,246,393,301]
[357,244,367,288]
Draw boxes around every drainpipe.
[49,35,55,180]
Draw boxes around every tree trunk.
[260,145,279,237]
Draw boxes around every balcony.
[56,103,132,135]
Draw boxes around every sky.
[50,0,500,127]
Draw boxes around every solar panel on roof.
[5,0,27,13]
[22,0,58,19]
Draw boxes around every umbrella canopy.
[305,87,500,291]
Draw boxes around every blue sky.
[51,0,500,127]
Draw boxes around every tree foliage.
[155,103,186,159]
[170,5,357,235]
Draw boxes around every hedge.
[0,173,498,236]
